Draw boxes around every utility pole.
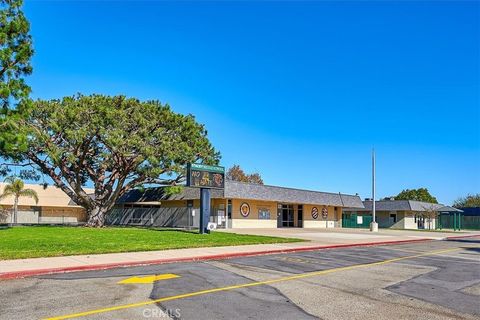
[370,148,378,232]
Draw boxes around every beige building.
[0,183,91,224]
[0,180,365,229]
[343,199,461,230]
[111,180,364,229]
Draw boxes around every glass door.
[277,204,282,228]
[282,204,295,227]
[297,205,303,227]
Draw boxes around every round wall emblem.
[240,202,250,217]
[311,207,319,219]
[321,207,328,219]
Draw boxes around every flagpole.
[370,148,378,232]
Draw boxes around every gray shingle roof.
[345,200,451,212]
[224,180,363,208]
[118,180,364,208]
[408,200,444,211]
[436,206,463,213]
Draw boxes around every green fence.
[342,213,372,228]
[437,213,480,230]
[462,216,480,230]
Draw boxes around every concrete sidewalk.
[1,228,479,280]
[218,227,479,242]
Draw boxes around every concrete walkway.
[218,227,478,242]
[1,228,479,279]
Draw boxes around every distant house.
[0,183,91,224]
[343,199,461,230]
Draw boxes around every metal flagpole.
[370,148,378,232]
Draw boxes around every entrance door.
[282,204,295,227]
[417,215,425,229]
[297,205,303,227]
[277,204,295,227]
[277,204,282,228]
[389,213,397,226]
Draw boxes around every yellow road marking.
[44,247,466,320]
[117,273,180,284]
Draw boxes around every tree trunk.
[85,207,107,227]
[13,196,18,224]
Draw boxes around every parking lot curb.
[444,234,480,240]
[1,237,455,280]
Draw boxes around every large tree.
[0,0,33,177]
[226,164,263,185]
[453,194,480,208]
[1,94,219,226]
[395,188,438,204]
[0,0,32,108]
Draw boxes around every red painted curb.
[0,237,440,280]
[445,234,480,240]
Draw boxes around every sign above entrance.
[186,163,225,189]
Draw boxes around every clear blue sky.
[24,1,479,205]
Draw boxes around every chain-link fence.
[106,206,200,229]
[437,213,480,230]
[0,209,81,225]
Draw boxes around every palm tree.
[0,177,39,224]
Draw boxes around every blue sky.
[23,1,479,205]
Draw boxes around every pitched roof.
[118,180,364,208]
[0,182,94,208]
[345,200,448,212]
[224,180,364,208]
[436,206,463,213]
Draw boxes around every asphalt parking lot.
[1,237,479,320]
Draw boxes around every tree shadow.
[462,246,480,254]
[447,238,480,244]
[115,225,200,234]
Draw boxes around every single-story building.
[1,180,364,228]
[343,199,460,230]
[109,180,364,229]
[0,183,91,224]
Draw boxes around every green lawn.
[0,226,303,260]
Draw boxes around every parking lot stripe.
[43,247,465,320]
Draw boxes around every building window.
[390,213,397,223]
